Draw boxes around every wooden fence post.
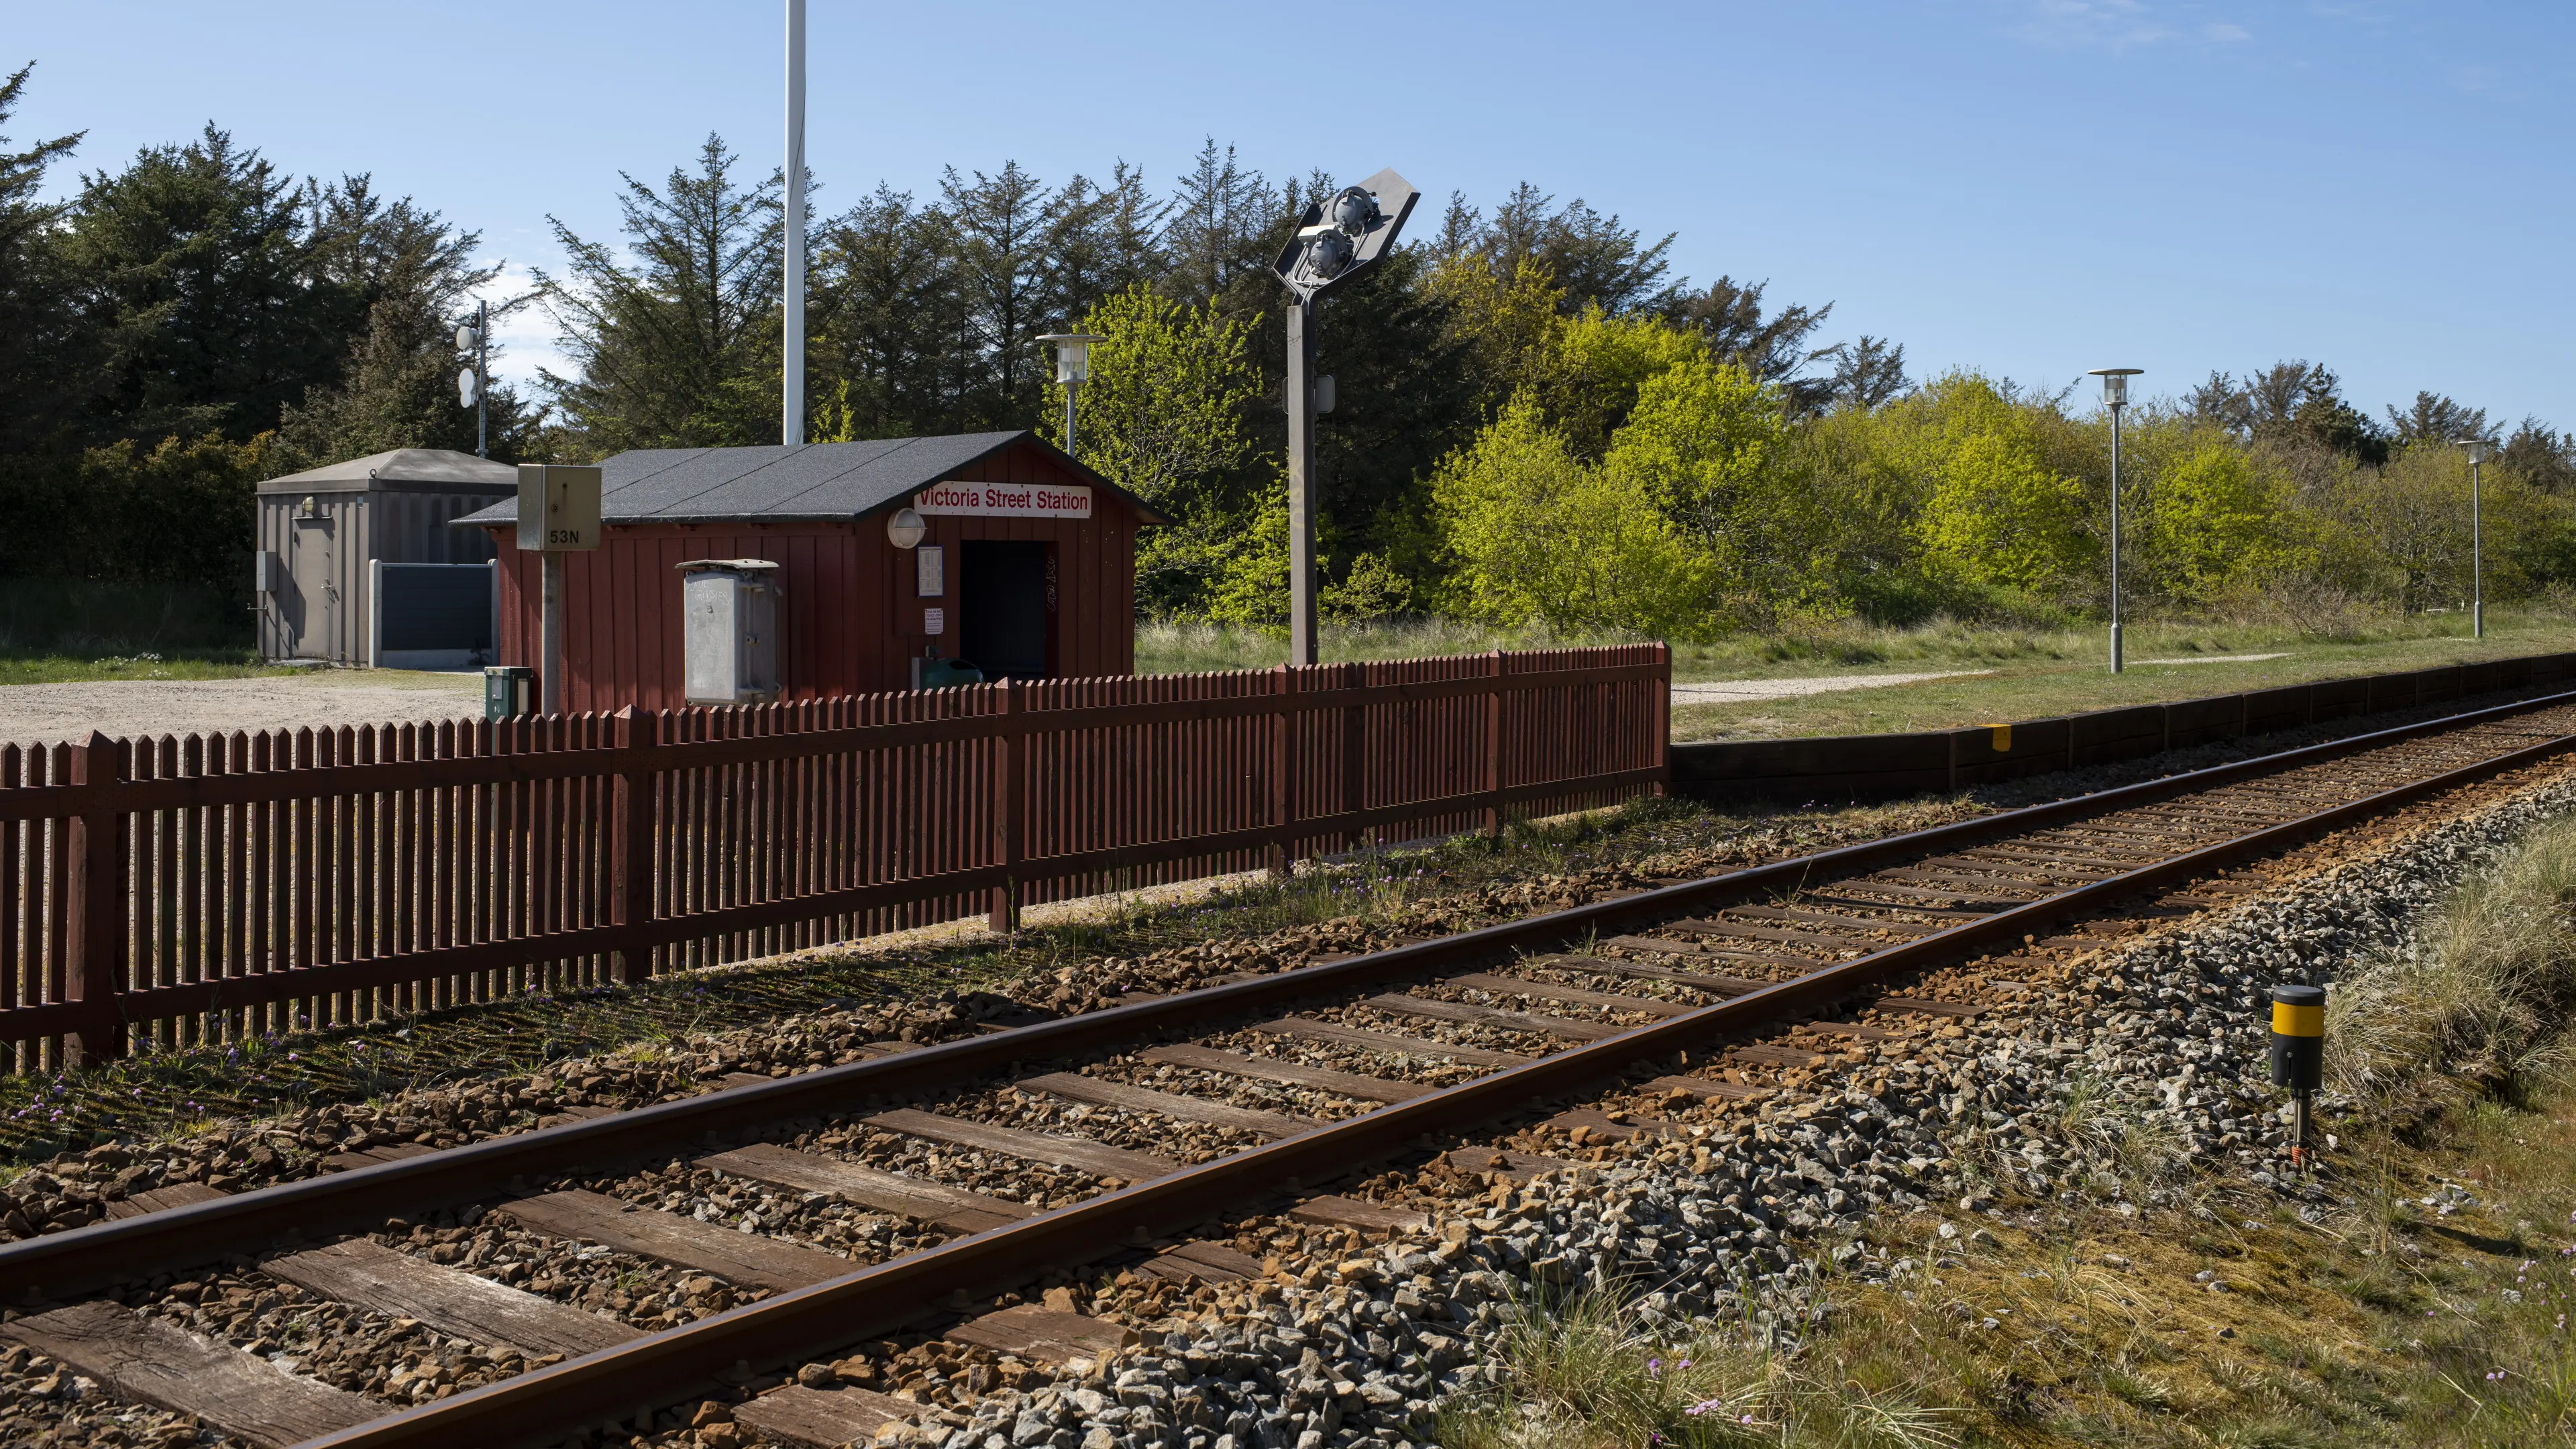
[1267,666,1293,879]
[1652,643,1671,798]
[65,731,125,1064]
[610,707,656,984]
[989,681,1022,934]
[1483,651,1506,836]
[1342,661,1366,850]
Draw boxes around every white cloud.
[466,258,568,393]
[2008,1,2260,50]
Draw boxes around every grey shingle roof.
[451,432,1152,528]
[260,447,517,494]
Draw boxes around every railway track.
[7,690,2576,1449]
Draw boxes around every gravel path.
[1670,669,1986,705]
[0,672,484,749]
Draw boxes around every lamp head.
[885,506,927,550]
[2465,439,2490,465]
[2088,366,2143,409]
[1036,333,1104,386]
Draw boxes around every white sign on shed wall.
[912,480,1091,520]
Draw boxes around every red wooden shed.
[454,432,1164,712]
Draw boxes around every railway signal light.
[2269,982,2324,1168]
[1273,167,1421,667]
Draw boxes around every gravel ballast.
[846,769,2576,1449]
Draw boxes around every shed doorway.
[288,515,335,659]
[961,541,1053,681]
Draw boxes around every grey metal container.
[678,559,782,706]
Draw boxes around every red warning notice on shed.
[914,480,1092,519]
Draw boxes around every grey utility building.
[255,448,514,667]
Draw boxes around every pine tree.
[2383,391,2493,449]
[810,182,971,438]
[1662,276,1835,407]
[277,180,538,465]
[60,124,354,444]
[536,134,783,451]
[1041,163,1165,335]
[941,161,1053,426]
[1829,335,1909,411]
[1161,140,1270,309]
[0,62,87,460]
[2502,417,2576,496]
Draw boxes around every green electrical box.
[484,665,535,720]
[919,655,984,690]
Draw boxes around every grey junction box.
[678,559,782,706]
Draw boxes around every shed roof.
[259,447,517,494]
[451,432,1163,529]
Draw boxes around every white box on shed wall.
[679,559,782,705]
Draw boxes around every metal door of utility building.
[288,515,336,659]
[961,541,1053,681]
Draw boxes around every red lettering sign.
[914,481,1091,519]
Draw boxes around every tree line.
[4,58,2570,639]
[0,65,541,611]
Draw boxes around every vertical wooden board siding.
[490,440,1155,706]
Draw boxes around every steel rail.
[5,686,2572,1313]
[284,696,2576,1448]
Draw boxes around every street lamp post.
[1036,333,1105,459]
[1271,170,1419,666]
[2088,367,2143,674]
[2466,439,2488,639]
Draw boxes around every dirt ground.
[0,669,485,748]
[1668,669,1987,705]
[0,667,2043,751]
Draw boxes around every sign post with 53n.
[515,464,602,716]
[517,465,603,551]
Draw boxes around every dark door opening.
[960,541,1051,681]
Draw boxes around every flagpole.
[783,0,806,446]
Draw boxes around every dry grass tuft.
[1437,1285,1960,1449]
[2328,815,2576,1107]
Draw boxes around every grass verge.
[1447,814,2576,1447]
[0,647,287,686]
[1135,612,2576,744]
[1671,616,2576,742]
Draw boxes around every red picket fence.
[0,645,1668,1069]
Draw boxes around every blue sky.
[9,2,2570,428]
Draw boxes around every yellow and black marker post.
[2269,983,2324,1167]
